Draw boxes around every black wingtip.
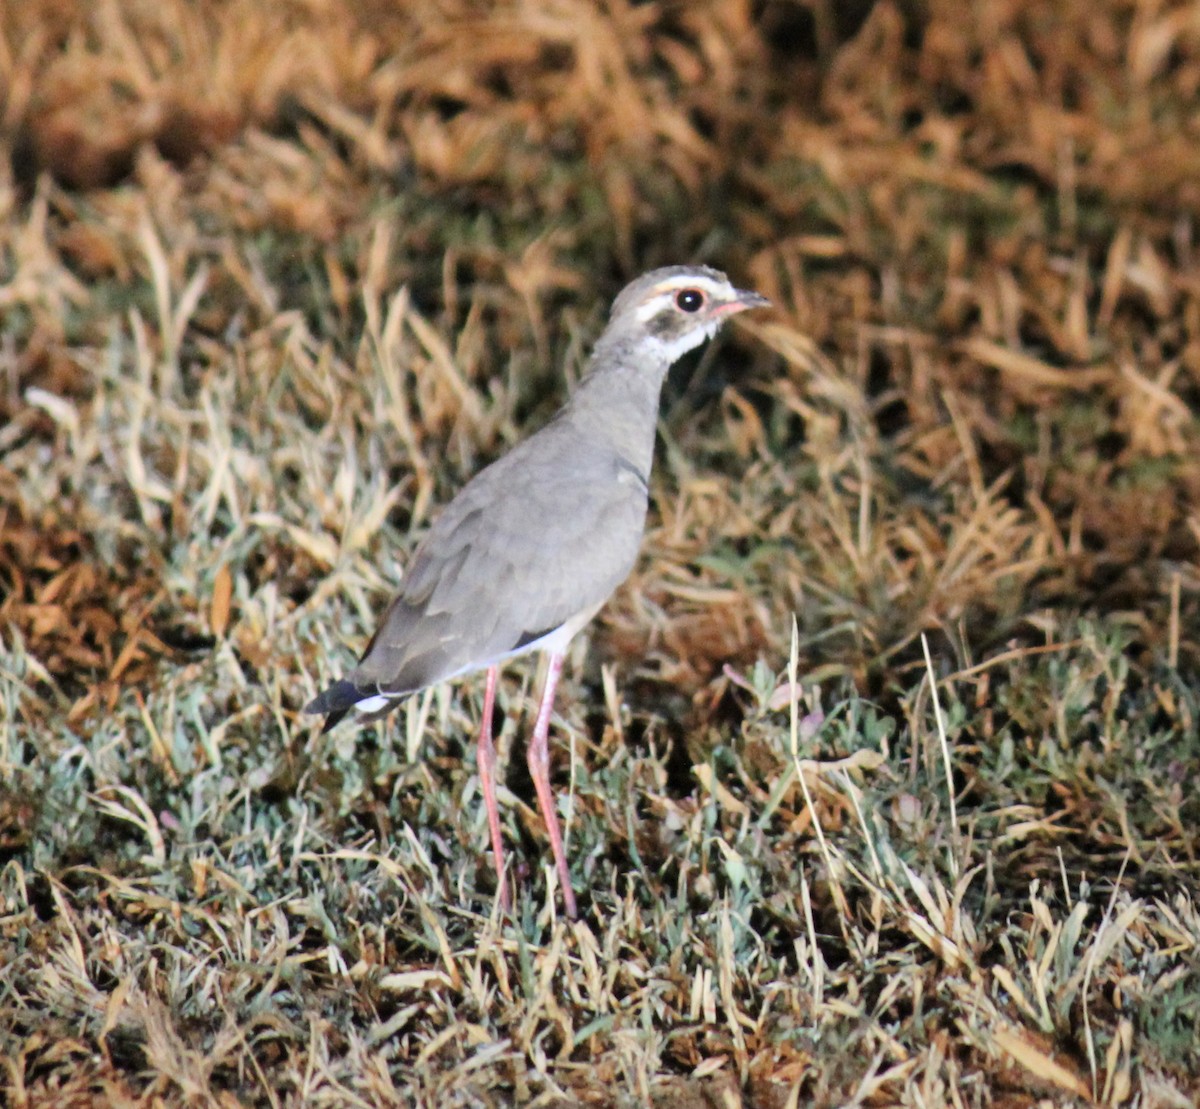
[304,679,363,731]
[319,708,350,734]
[305,678,408,731]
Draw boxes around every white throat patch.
[644,318,723,362]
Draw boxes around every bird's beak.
[720,288,771,316]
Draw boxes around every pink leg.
[476,666,509,912]
[526,653,578,918]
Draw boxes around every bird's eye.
[675,288,705,313]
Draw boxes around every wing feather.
[344,431,647,697]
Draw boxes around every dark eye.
[675,288,705,312]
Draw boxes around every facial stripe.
[632,276,727,323]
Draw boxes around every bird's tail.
[305,679,408,732]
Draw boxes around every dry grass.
[4,0,1200,1104]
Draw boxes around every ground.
[3,0,1200,1105]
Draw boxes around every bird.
[305,264,770,918]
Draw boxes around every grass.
[4,0,1200,1104]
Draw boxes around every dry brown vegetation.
[4,0,1200,1105]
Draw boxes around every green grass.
[5,0,1200,1104]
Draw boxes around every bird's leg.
[476,665,509,912]
[527,652,578,918]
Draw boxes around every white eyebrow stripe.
[634,292,674,322]
[631,276,727,322]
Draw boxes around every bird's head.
[606,265,770,362]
